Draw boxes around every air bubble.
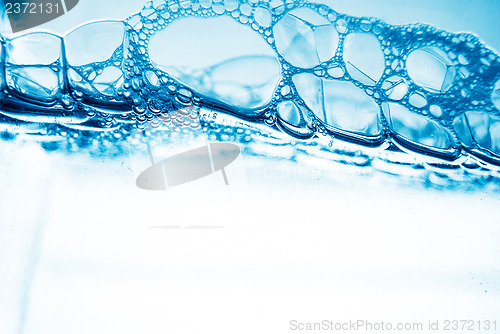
[409,92,427,108]
[175,89,194,106]
[406,46,455,92]
[458,54,469,65]
[382,76,408,101]
[61,95,74,109]
[429,105,442,118]
[254,7,272,27]
[180,0,192,9]
[327,65,344,78]
[200,0,212,8]
[147,97,163,113]
[293,73,381,136]
[280,85,291,96]
[224,0,238,11]
[131,77,143,91]
[343,33,385,86]
[240,3,252,16]
[273,8,339,68]
[213,3,225,14]
[335,19,348,34]
[360,19,372,32]
[144,70,160,88]
[6,33,63,101]
[459,67,470,79]
[383,102,453,150]
[455,111,500,155]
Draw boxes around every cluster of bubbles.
[1,0,500,185]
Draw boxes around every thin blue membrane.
[0,0,500,189]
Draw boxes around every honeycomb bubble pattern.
[1,0,500,172]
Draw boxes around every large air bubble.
[5,33,63,101]
[383,102,453,149]
[454,111,500,155]
[406,46,455,92]
[64,21,127,102]
[343,33,385,86]
[293,73,381,136]
[149,16,280,110]
[273,8,339,68]
[64,21,126,67]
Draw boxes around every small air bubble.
[360,19,371,32]
[131,77,143,91]
[213,3,225,14]
[429,105,442,118]
[281,85,291,96]
[144,70,160,87]
[458,54,468,65]
[327,65,344,78]
[61,95,74,109]
[336,19,348,34]
[177,88,193,103]
[409,92,427,108]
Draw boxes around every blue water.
[1,0,500,188]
